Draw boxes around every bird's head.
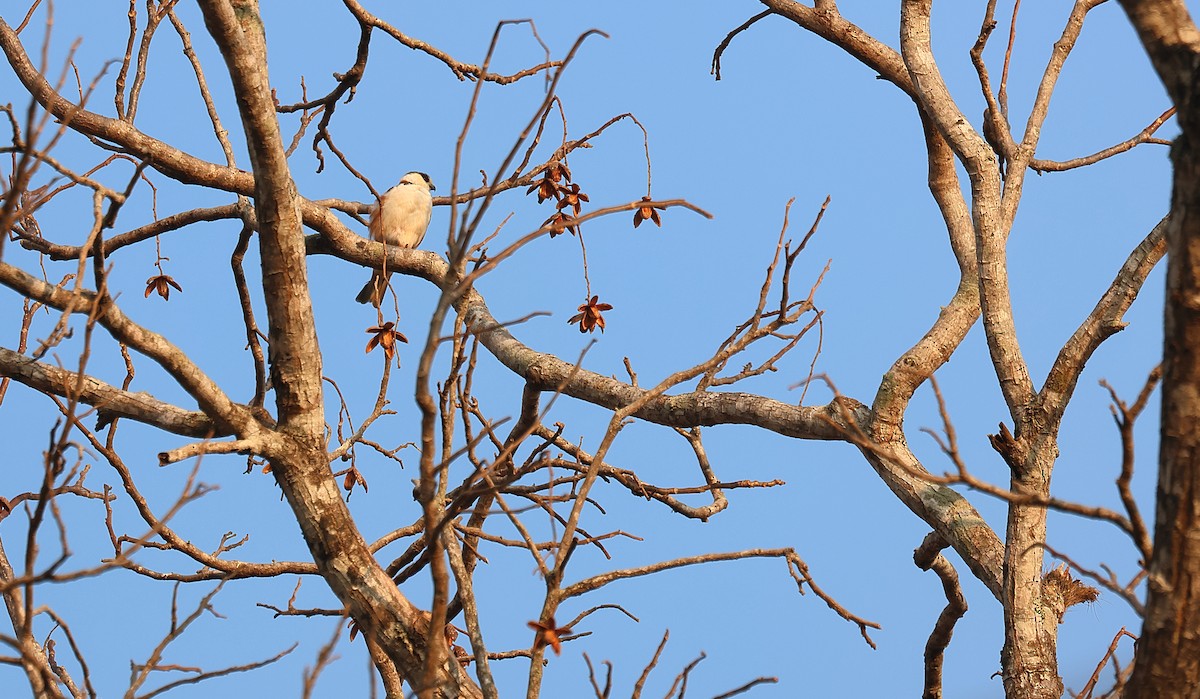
[398,171,435,192]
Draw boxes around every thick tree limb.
[758,1,917,100]
[195,2,478,696]
[900,0,1032,418]
[1116,2,1200,696]
[0,347,221,438]
[1041,217,1168,425]
[0,262,257,438]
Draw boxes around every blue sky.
[0,2,1182,697]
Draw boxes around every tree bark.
[1128,117,1200,699]
[1000,444,1063,699]
[1116,2,1200,696]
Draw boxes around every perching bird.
[355,171,435,306]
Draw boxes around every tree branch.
[0,346,223,438]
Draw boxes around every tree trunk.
[1000,443,1063,699]
[1115,2,1200,696]
[1125,118,1200,699]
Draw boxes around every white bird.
[355,171,435,306]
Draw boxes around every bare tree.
[0,1,1190,698]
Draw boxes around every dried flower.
[543,211,579,238]
[528,176,558,203]
[527,616,571,655]
[633,196,664,228]
[555,183,589,215]
[547,161,572,183]
[144,274,183,300]
[365,321,408,361]
[341,466,368,495]
[568,295,613,333]
[526,161,572,203]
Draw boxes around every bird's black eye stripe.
[397,173,432,186]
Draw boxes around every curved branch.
[0,17,355,242]
[871,116,978,435]
[901,0,1033,416]
[1020,0,1110,154]
[0,347,224,438]
[461,251,1007,596]
[749,0,1006,602]
[17,203,243,260]
[711,9,774,81]
[914,533,968,699]
[0,263,257,437]
[1041,217,1168,423]
[559,547,880,647]
[468,302,861,437]
[341,0,560,85]
[760,0,917,100]
[1031,107,1175,173]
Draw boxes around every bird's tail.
[355,270,390,306]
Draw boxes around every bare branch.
[559,548,879,648]
[1101,366,1161,564]
[913,532,968,699]
[0,347,224,438]
[1041,217,1167,425]
[1032,107,1175,172]
[1076,627,1137,699]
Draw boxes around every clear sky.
[0,2,1184,697]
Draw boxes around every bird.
[355,171,435,306]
